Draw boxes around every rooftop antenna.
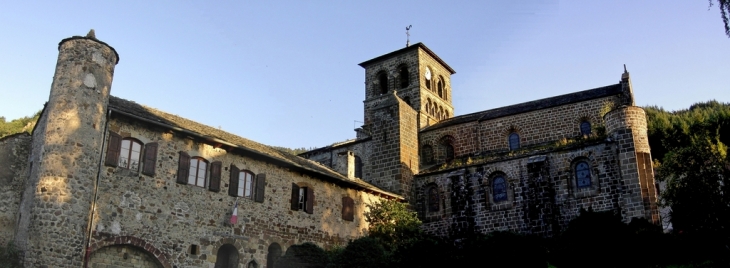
[406,25,412,47]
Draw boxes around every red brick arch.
[89,235,171,268]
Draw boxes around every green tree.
[709,0,730,37]
[0,111,41,138]
[362,199,422,251]
[657,135,729,239]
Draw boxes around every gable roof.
[107,96,402,199]
[422,83,623,132]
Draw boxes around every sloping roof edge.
[107,97,402,200]
[422,83,622,132]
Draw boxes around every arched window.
[445,144,454,160]
[215,244,239,268]
[428,186,440,212]
[424,67,432,90]
[422,145,434,164]
[575,161,592,188]
[238,170,255,198]
[377,72,388,94]
[580,121,592,136]
[354,156,363,178]
[267,243,282,268]
[493,176,508,202]
[509,133,520,151]
[119,138,142,171]
[399,65,409,88]
[188,157,208,187]
[425,99,431,115]
[437,78,444,98]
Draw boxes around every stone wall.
[420,95,620,167]
[88,244,163,268]
[0,133,31,245]
[88,115,386,267]
[415,141,626,237]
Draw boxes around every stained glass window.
[576,161,591,188]
[580,121,592,136]
[493,176,508,202]
[509,133,520,150]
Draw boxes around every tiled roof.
[108,96,402,199]
[422,83,623,132]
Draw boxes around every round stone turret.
[15,31,118,267]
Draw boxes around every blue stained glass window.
[580,121,592,136]
[493,176,508,202]
[576,161,591,188]
[509,133,520,151]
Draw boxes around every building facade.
[0,32,659,267]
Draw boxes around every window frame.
[188,157,208,188]
[422,145,434,164]
[119,138,143,171]
[486,172,514,210]
[427,185,440,212]
[492,176,508,202]
[377,71,388,95]
[238,170,256,199]
[570,158,599,198]
[398,65,409,89]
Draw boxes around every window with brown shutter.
[176,151,190,184]
[105,132,122,167]
[254,174,266,203]
[141,142,158,176]
[342,196,354,221]
[228,165,240,197]
[290,183,300,211]
[209,161,222,192]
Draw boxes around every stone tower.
[603,70,660,224]
[357,43,455,198]
[15,31,118,267]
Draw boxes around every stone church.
[0,32,659,267]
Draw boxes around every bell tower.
[357,43,455,198]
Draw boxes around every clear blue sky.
[1,1,728,149]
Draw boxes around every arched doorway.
[214,244,239,268]
[88,245,163,268]
[267,243,282,268]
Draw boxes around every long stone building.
[0,32,659,267]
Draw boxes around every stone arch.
[214,244,240,268]
[439,135,456,161]
[376,70,388,95]
[88,235,171,268]
[89,244,163,268]
[397,64,410,89]
[267,243,283,268]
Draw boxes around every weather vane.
[406,25,412,47]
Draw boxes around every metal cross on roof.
[406,25,412,47]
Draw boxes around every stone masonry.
[0,33,660,267]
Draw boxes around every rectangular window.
[237,171,254,198]
[188,158,207,187]
[298,187,307,210]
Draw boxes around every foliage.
[329,237,389,268]
[644,100,730,163]
[657,136,729,240]
[362,199,422,250]
[0,111,40,139]
[709,0,730,37]
[0,242,22,268]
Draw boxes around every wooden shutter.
[176,151,190,184]
[342,196,354,221]
[290,183,300,210]
[104,132,122,167]
[228,164,239,197]
[254,174,266,203]
[141,142,158,176]
[305,187,314,214]
[209,161,222,192]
